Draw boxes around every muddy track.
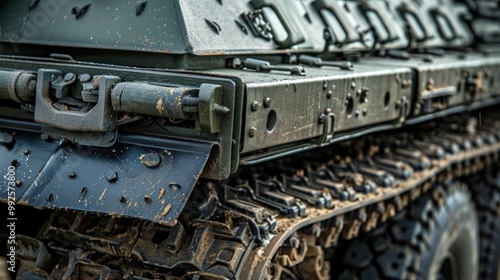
[12,110,500,280]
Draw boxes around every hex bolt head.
[251,101,261,111]
[264,98,271,108]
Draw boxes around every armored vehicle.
[0,0,499,279]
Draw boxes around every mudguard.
[0,129,214,224]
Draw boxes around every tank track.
[12,109,500,280]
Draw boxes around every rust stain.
[158,187,165,200]
[99,188,107,201]
[159,204,172,218]
[156,98,164,115]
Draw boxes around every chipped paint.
[99,188,107,201]
[160,204,172,218]
[158,188,165,200]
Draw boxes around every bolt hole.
[384,91,391,110]
[346,96,354,115]
[266,110,277,132]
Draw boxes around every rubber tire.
[467,166,500,280]
[336,182,479,280]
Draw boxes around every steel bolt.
[15,180,22,187]
[22,149,30,155]
[68,171,76,179]
[264,98,271,108]
[355,110,360,118]
[144,196,152,203]
[119,196,126,203]
[363,108,368,116]
[251,101,260,111]
[78,73,91,83]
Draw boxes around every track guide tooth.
[357,166,398,188]
[308,169,358,201]
[392,148,431,171]
[372,157,414,180]
[281,176,333,208]
[412,140,446,159]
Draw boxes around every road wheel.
[336,181,479,280]
[468,166,500,280]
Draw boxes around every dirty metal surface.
[213,64,412,154]
[0,57,240,180]
[0,128,214,224]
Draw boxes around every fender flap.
[0,130,214,224]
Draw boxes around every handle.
[314,0,360,45]
[252,0,305,48]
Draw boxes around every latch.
[239,58,306,76]
[359,1,399,44]
[291,55,354,71]
[318,110,335,144]
[314,0,361,47]
[34,69,120,147]
[111,82,229,133]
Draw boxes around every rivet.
[251,101,260,111]
[15,180,22,187]
[68,171,76,179]
[169,183,181,191]
[144,196,152,203]
[264,98,271,108]
[46,193,53,202]
[355,110,360,118]
[362,108,368,116]
[140,153,161,168]
[351,80,356,89]
[22,149,30,155]
[119,196,126,203]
